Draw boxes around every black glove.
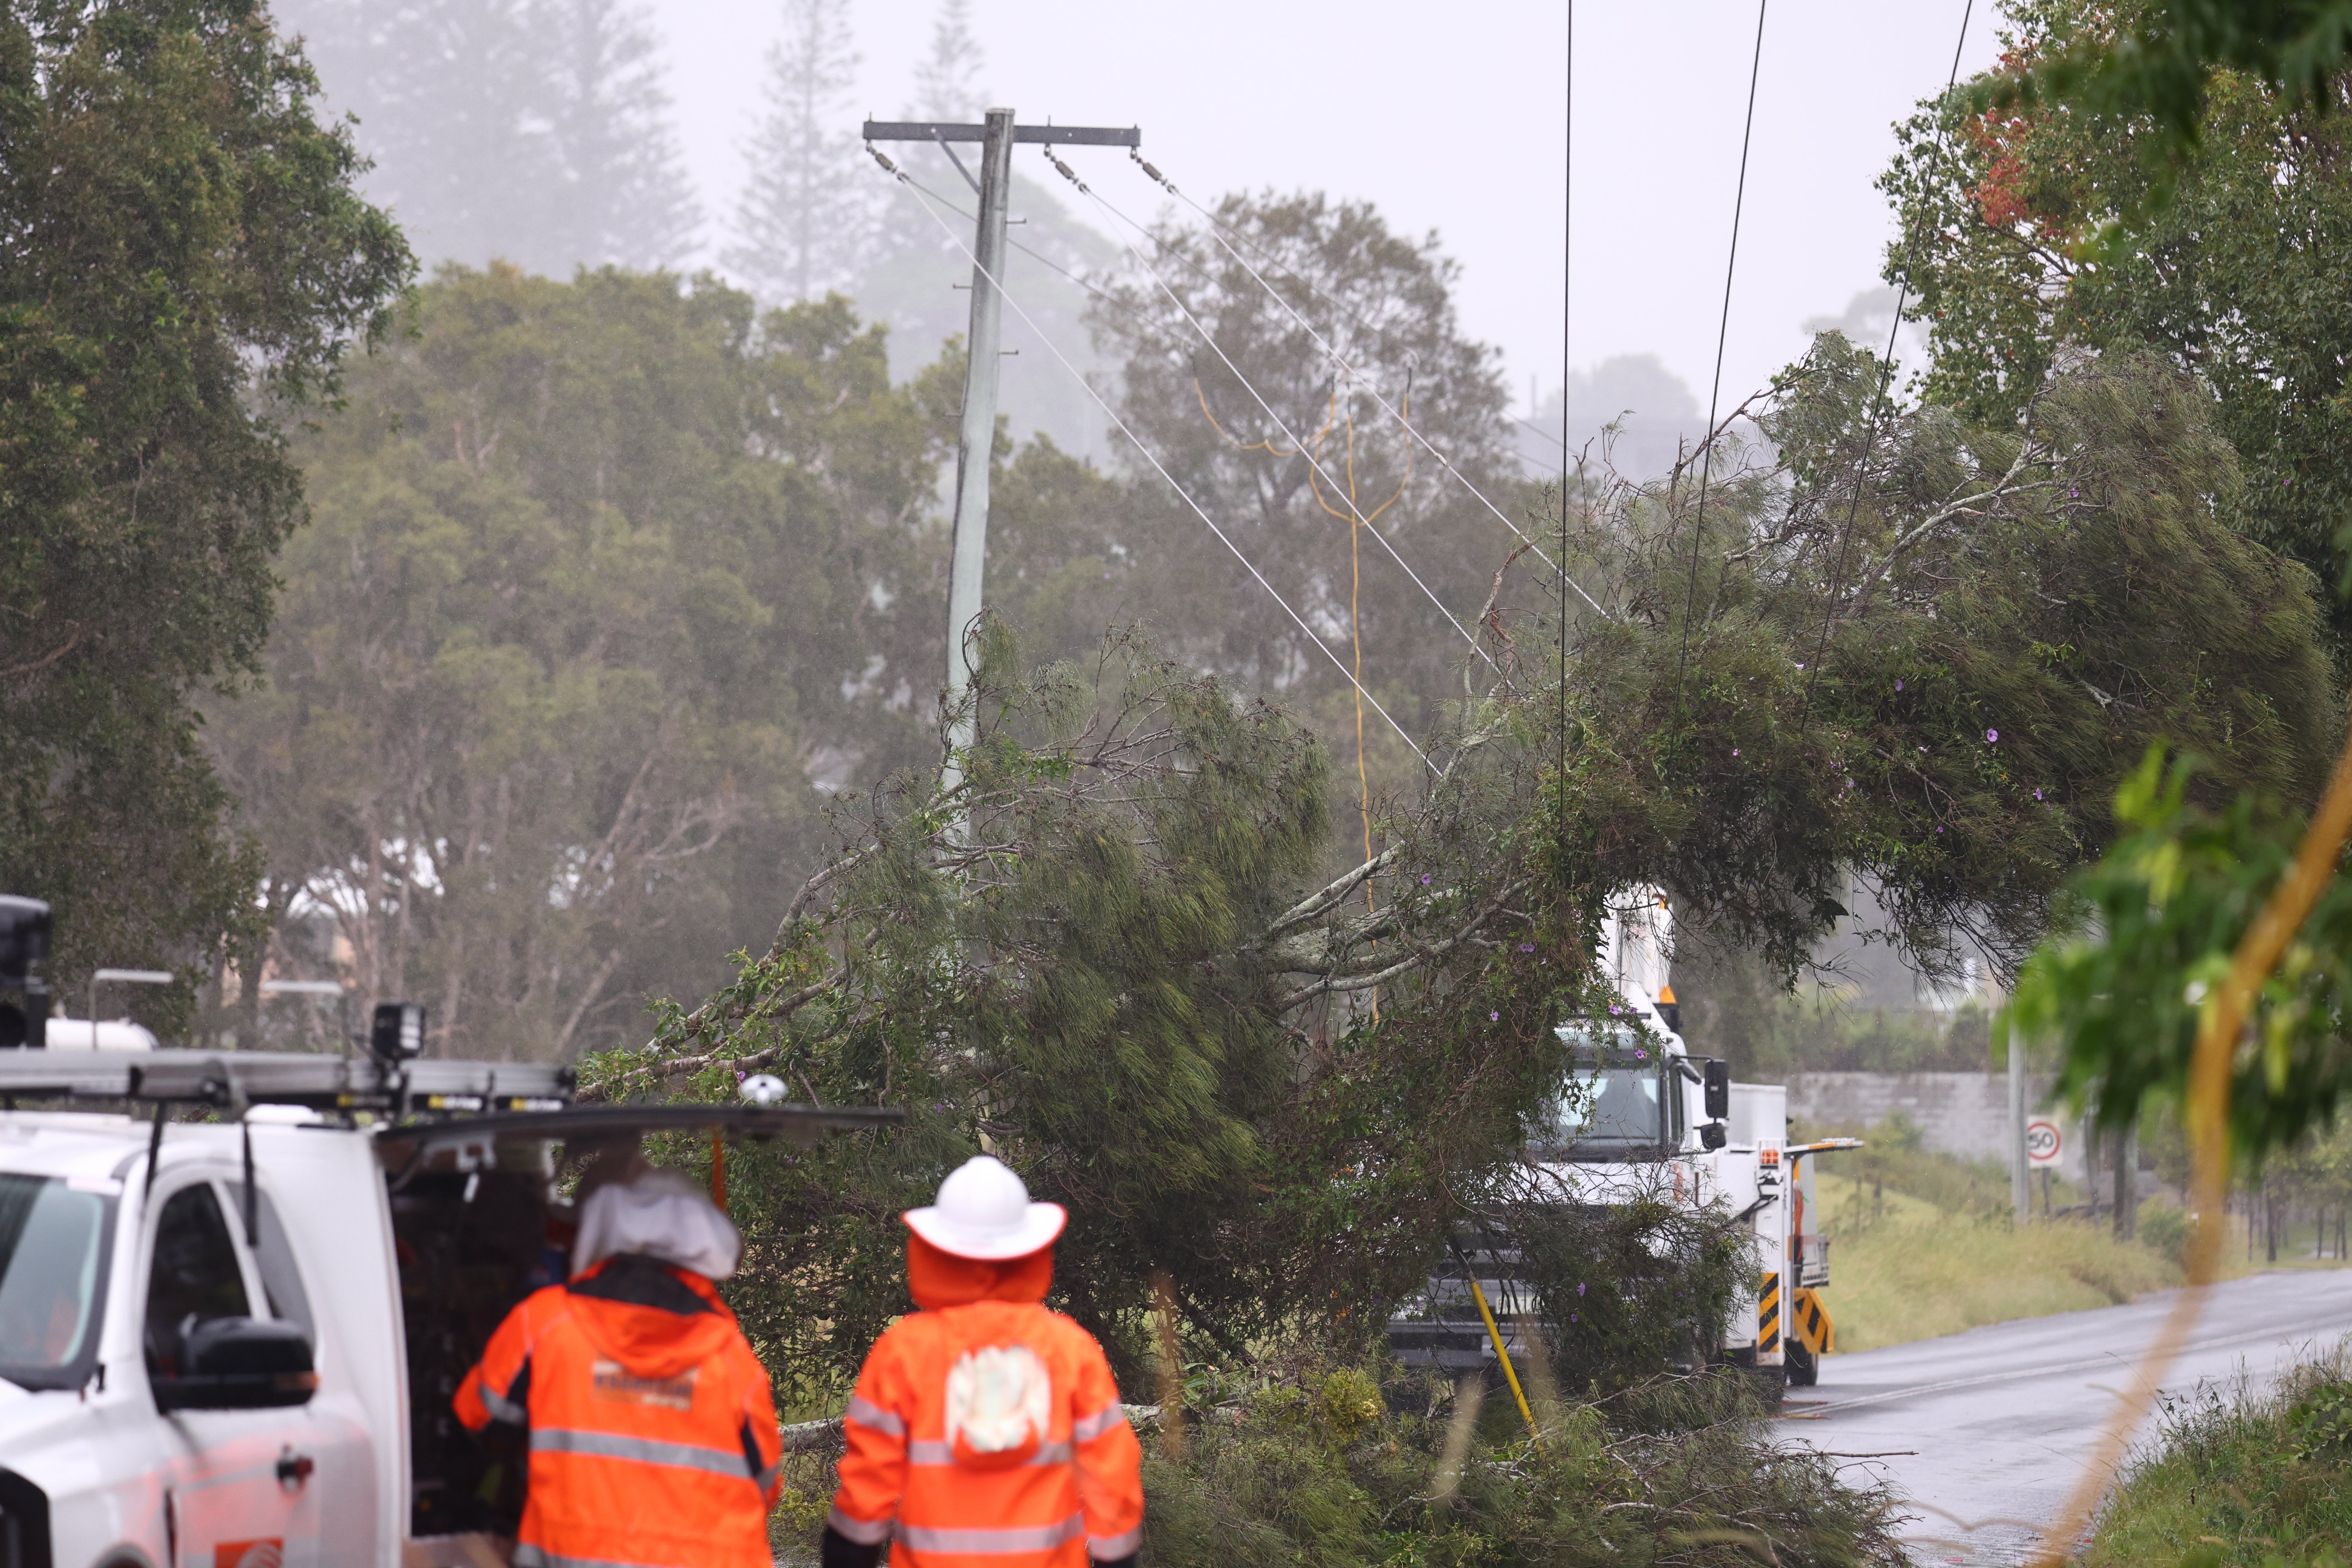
[819,1526,882,1568]
[1091,1556,1140,1568]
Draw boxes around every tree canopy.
[0,0,408,1014]
[1887,0,2352,630]
[209,266,966,1056]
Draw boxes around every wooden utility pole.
[860,113,1141,795]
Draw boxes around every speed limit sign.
[2026,1119,2063,1167]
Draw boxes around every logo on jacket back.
[592,1358,696,1410]
[946,1345,1051,1468]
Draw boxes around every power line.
[1801,0,1979,716]
[880,164,1436,772]
[1561,0,1574,826]
[1672,0,1771,700]
[1118,152,1614,622]
[1038,147,1495,670]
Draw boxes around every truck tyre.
[1785,1338,1818,1388]
[1744,1359,1787,1409]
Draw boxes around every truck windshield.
[1547,1022,1671,1154]
[0,1175,109,1387]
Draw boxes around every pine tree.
[729,0,871,303]
[274,0,699,274]
[541,0,703,269]
[278,0,559,270]
[910,0,984,122]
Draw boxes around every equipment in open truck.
[0,979,904,1568]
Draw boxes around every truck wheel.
[1786,1338,1818,1388]
[1743,1359,1786,1409]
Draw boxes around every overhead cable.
[1119,152,1613,622]
[1801,0,1979,716]
[1038,145,1495,670]
[873,156,1436,772]
[1672,0,1771,700]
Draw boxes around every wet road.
[1788,1268,2352,1565]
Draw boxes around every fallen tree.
[579,342,2336,1390]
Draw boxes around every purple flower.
[2034,788,2044,801]
[1936,825,1945,833]
[1518,942,1535,953]
[1895,679,1904,691]
[1577,1282,1586,1297]
[1489,1011,1500,1022]
[1420,873,1432,885]
[1732,748,1740,757]
[1795,662,1806,670]
[1986,728,1999,744]
[1608,1004,1620,1014]
[1635,1049,1647,1059]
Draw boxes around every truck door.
[144,1178,322,1568]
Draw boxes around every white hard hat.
[573,1167,742,1281]
[903,1155,1067,1261]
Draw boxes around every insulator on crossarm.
[865,143,899,177]
[1128,148,1172,189]
[1043,147,1087,193]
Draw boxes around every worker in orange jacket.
[823,1156,1145,1568]
[456,1166,782,1568]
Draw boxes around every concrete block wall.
[1782,1070,2085,1171]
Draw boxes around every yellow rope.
[1194,373,1414,1027]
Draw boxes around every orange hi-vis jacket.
[455,1253,783,1568]
[829,1236,1145,1566]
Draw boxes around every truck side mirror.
[153,1316,318,1413]
[369,1001,425,1067]
[1704,1059,1731,1121]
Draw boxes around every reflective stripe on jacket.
[830,1297,1144,1566]
[456,1254,782,1568]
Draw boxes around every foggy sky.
[650,0,2005,420]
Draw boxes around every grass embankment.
[772,1352,1909,1566]
[2083,1341,2352,1568]
[1810,1123,2185,1353]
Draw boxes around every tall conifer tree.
[729,0,870,302]
[276,0,698,273]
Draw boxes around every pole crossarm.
[863,120,1140,147]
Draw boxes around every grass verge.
[1814,1168,2182,1352]
[2084,1339,2352,1568]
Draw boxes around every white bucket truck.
[1388,888,1857,1394]
[0,896,893,1568]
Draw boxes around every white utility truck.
[1388,889,1856,1393]
[0,896,895,1568]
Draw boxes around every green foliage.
[2086,1341,2352,1567]
[1502,1183,1749,1394]
[1977,0,2352,166]
[1548,337,2333,984]
[771,1347,1906,1567]
[2010,746,2352,1165]
[1089,191,1525,818]
[1887,0,2352,629]
[0,0,408,1018]
[1136,1353,1906,1568]
[208,267,963,1055]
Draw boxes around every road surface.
[1790,1268,2352,1565]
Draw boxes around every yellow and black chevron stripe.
[1792,1286,1834,1355]
[1757,1268,1781,1354]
